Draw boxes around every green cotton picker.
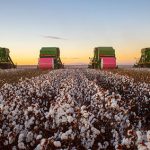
[89,47,117,69]
[38,47,63,69]
[134,48,150,68]
[0,47,16,69]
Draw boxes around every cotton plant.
[0,69,149,149]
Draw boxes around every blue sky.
[0,0,150,65]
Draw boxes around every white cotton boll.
[126,119,130,127]
[59,107,65,115]
[61,133,68,140]
[147,130,150,142]
[111,99,118,108]
[105,113,111,119]
[91,127,100,135]
[61,116,67,123]
[146,142,150,149]
[4,140,8,145]
[9,136,15,144]
[47,109,54,118]
[98,142,103,149]
[40,138,46,146]
[14,125,20,134]
[66,107,74,114]
[115,144,119,149]
[114,115,121,122]
[24,110,28,116]
[3,109,9,115]
[136,131,143,143]
[20,125,23,131]
[53,141,61,147]
[34,144,42,150]
[0,129,2,136]
[26,131,34,143]
[71,133,75,140]
[138,120,142,129]
[18,142,26,149]
[81,126,86,133]
[81,105,86,110]
[66,129,73,135]
[122,138,131,148]
[137,144,147,150]
[0,104,3,110]
[44,121,49,130]
[30,140,35,147]
[103,141,109,148]
[36,135,42,140]
[86,130,90,138]
[28,106,33,112]
[83,112,89,118]
[67,115,74,123]
[12,121,16,126]
[18,133,24,143]
[67,98,72,104]
[14,115,19,120]
[0,95,3,102]
[88,114,95,123]
[64,104,70,109]
[101,128,105,133]
[26,117,35,128]
[12,146,17,150]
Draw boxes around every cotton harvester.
[89,47,117,69]
[0,47,16,69]
[38,47,63,69]
[134,48,150,68]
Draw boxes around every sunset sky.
[0,0,150,65]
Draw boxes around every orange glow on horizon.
[10,46,142,65]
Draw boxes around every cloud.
[42,35,67,40]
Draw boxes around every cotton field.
[0,69,149,150]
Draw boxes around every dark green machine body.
[89,47,116,69]
[40,47,63,69]
[135,48,150,68]
[0,47,16,69]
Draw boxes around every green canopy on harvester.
[94,47,115,56]
[40,47,60,58]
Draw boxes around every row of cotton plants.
[0,69,24,73]
[128,68,150,72]
[0,69,48,88]
[0,69,149,150]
